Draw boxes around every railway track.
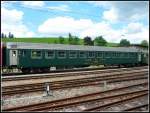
[3,65,147,76]
[82,91,148,112]
[2,70,148,96]
[2,66,148,81]
[122,103,148,111]
[2,66,119,76]
[3,82,148,112]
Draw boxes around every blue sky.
[1,1,149,43]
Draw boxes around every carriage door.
[138,53,141,62]
[10,50,18,65]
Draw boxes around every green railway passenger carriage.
[2,42,148,73]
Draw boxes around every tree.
[94,36,107,46]
[8,32,11,38]
[59,36,65,44]
[69,33,72,38]
[54,40,58,44]
[141,40,148,47]
[119,39,130,46]
[68,33,74,44]
[11,34,14,38]
[73,36,80,45]
[1,33,4,38]
[8,32,14,38]
[83,36,94,46]
[4,34,7,38]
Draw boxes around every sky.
[1,1,149,43]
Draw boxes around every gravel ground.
[2,79,148,110]
[100,96,149,112]
[53,89,148,112]
[2,69,148,87]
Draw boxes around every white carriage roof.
[5,42,142,52]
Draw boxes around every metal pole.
[45,83,52,96]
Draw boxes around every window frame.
[31,50,42,59]
[19,50,26,57]
[22,50,26,57]
[45,50,55,59]
[112,52,116,58]
[97,51,103,58]
[69,51,77,59]
[88,51,95,58]
[57,51,66,59]
[124,52,128,58]
[105,52,110,58]
[79,51,86,58]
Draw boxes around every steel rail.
[28,90,149,111]
[3,73,148,91]
[2,66,148,77]
[3,89,148,111]
[3,69,148,88]
[2,66,148,81]
[2,82,148,111]
[2,72,148,96]
[122,103,149,111]
[83,92,148,111]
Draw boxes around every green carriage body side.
[17,49,89,68]
[16,49,139,68]
[141,52,149,65]
[4,42,145,69]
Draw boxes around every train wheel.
[21,68,31,73]
[42,68,50,72]
[32,68,41,73]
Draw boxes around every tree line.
[1,32,148,47]
[1,32,14,38]
[57,33,148,47]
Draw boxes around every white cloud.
[38,17,119,41]
[48,5,70,12]
[1,7,23,24]
[122,22,149,43]
[38,16,149,43]
[38,17,93,36]
[1,7,35,37]
[103,8,118,23]
[88,1,149,23]
[21,1,45,7]
[124,22,143,34]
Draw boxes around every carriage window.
[112,53,115,57]
[20,50,26,57]
[45,51,55,59]
[116,53,119,57]
[31,50,42,59]
[88,52,95,58]
[79,51,86,58]
[97,52,102,58]
[69,51,77,58]
[19,50,26,56]
[130,53,134,57]
[58,51,66,58]
[22,51,26,57]
[124,53,128,57]
[120,53,124,57]
[105,52,109,57]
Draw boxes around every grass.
[2,37,84,44]
[1,37,118,47]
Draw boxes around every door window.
[12,51,16,56]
